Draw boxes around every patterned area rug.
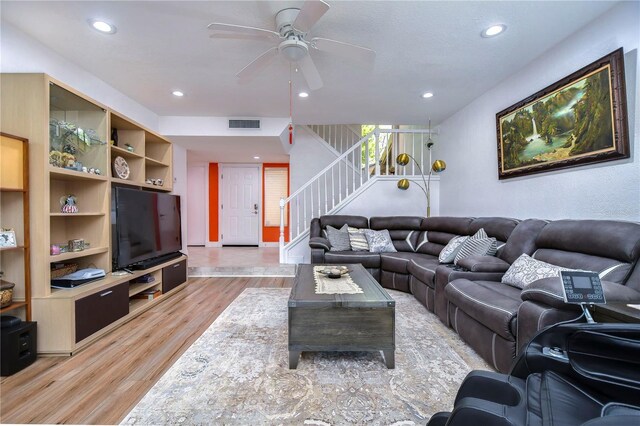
[121,288,491,425]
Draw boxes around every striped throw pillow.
[348,227,369,251]
[454,228,497,265]
[326,225,351,252]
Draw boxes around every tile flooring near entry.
[187,246,296,277]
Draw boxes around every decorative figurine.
[125,143,134,152]
[60,195,78,213]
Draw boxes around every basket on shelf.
[51,263,78,279]
[0,280,15,308]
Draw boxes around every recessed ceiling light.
[482,24,506,38]
[298,92,309,98]
[172,90,184,97]
[88,19,117,34]
[253,156,260,160]
[422,92,434,99]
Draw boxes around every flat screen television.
[112,187,182,270]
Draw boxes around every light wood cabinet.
[0,133,31,320]
[1,73,184,355]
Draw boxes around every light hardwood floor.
[0,277,292,425]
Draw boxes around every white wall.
[289,126,342,192]
[0,22,159,130]
[172,144,189,254]
[438,2,639,221]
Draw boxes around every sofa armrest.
[309,236,331,251]
[456,256,511,273]
[521,277,640,308]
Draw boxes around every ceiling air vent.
[229,119,261,129]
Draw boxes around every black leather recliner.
[427,322,640,426]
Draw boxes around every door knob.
[253,203,258,214]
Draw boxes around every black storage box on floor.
[1,320,37,376]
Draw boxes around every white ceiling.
[1,1,617,126]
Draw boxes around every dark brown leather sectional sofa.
[309,215,640,372]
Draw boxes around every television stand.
[130,252,183,270]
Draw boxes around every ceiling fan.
[207,0,375,91]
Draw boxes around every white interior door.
[221,165,260,245]
[186,165,207,246]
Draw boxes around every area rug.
[121,288,491,425]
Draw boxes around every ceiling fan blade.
[207,23,281,40]
[311,37,376,61]
[299,54,323,90]
[293,0,330,33]
[236,47,280,81]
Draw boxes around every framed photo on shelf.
[0,230,17,248]
[496,48,629,179]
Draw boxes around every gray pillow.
[348,227,369,251]
[454,228,497,265]
[325,224,351,251]
[364,229,397,253]
[438,235,469,264]
[502,253,571,289]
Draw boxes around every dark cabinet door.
[162,260,187,294]
[75,282,129,343]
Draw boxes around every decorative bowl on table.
[318,266,349,279]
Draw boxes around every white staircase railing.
[307,124,362,153]
[279,128,434,260]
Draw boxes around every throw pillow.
[438,235,469,264]
[325,224,351,252]
[364,229,397,253]
[502,253,571,289]
[454,228,497,265]
[348,227,369,251]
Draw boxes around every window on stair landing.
[361,124,396,175]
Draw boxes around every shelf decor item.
[113,155,130,180]
[0,279,15,308]
[496,48,629,179]
[68,239,85,252]
[60,195,78,213]
[0,229,17,248]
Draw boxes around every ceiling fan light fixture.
[279,38,309,62]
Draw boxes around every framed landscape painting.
[496,48,629,179]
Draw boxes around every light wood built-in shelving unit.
[0,73,184,355]
[0,133,31,320]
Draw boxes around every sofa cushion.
[320,215,369,231]
[364,229,397,253]
[499,219,548,264]
[446,279,522,340]
[370,216,422,252]
[454,229,497,265]
[533,219,640,284]
[438,235,469,263]
[325,224,351,251]
[408,257,442,287]
[348,227,369,251]
[468,217,519,246]
[324,251,381,268]
[380,252,435,274]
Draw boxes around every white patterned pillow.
[348,227,369,252]
[454,228,497,265]
[502,254,571,289]
[325,224,351,252]
[438,236,469,264]
[363,229,397,253]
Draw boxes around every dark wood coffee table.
[288,264,395,369]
